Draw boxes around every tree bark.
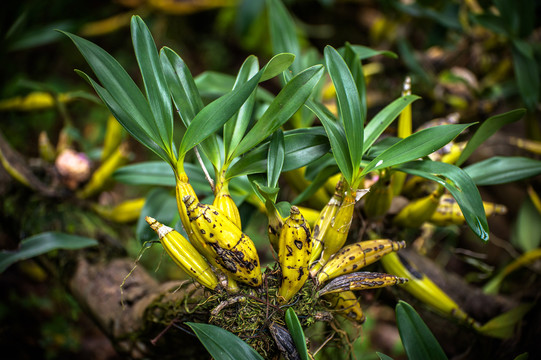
[67,256,209,359]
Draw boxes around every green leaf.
[267,129,285,188]
[513,353,529,360]
[161,47,221,169]
[325,45,364,172]
[113,161,208,187]
[228,176,251,205]
[9,20,77,52]
[393,1,461,29]
[463,157,541,186]
[366,137,402,159]
[297,64,339,137]
[225,127,330,179]
[260,52,296,82]
[0,232,98,273]
[76,70,169,163]
[113,161,175,186]
[179,68,262,159]
[306,99,353,183]
[251,177,281,204]
[160,47,204,126]
[179,53,294,158]
[253,180,281,198]
[513,1,535,37]
[61,31,164,154]
[113,161,212,195]
[285,308,310,360]
[131,16,174,154]
[396,301,448,360]
[186,322,264,360]
[196,71,240,99]
[456,109,526,166]
[397,160,489,241]
[511,40,540,112]
[236,0,265,35]
[484,249,541,294]
[292,165,338,205]
[494,0,534,37]
[224,56,259,163]
[344,43,367,123]
[136,188,179,243]
[195,71,275,103]
[64,90,102,104]
[397,38,432,85]
[376,353,395,360]
[346,44,398,60]
[304,153,337,180]
[362,123,473,175]
[476,303,533,339]
[511,197,541,252]
[363,95,420,153]
[276,201,293,218]
[230,65,324,159]
[267,0,302,76]
[472,14,509,35]
[513,0,535,37]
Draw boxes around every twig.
[265,276,270,321]
[313,331,335,357]
[194,147,214,192]
[151,317,180,346]
[211,295,246,316]
[120,241,157,309]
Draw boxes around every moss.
[143,263,333,359]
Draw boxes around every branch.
[67,256,210,359]
[0,130,62,197]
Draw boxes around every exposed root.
[141,264,353,359]
[120,240,157,309]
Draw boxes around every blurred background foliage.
[1,0,540,359]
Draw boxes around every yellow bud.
[183,195,262,287]
[429,194,507,226]
[323,291,365,323]
[363,178,393,219]
[38,131,56,162]
[278,206,312,303]
[510,137,541,155]
[310,189,356,277]
[213,182,241,228]
[380,252,475,326]
[309,182,343,267]
[294,206,320,228]
[174,174,200,242]
[92,198,145,223]
[393,187,444,228]
[317,239,406,284]
[101,115,125,162]
[146,216,218,290]
[441,141,467,164]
